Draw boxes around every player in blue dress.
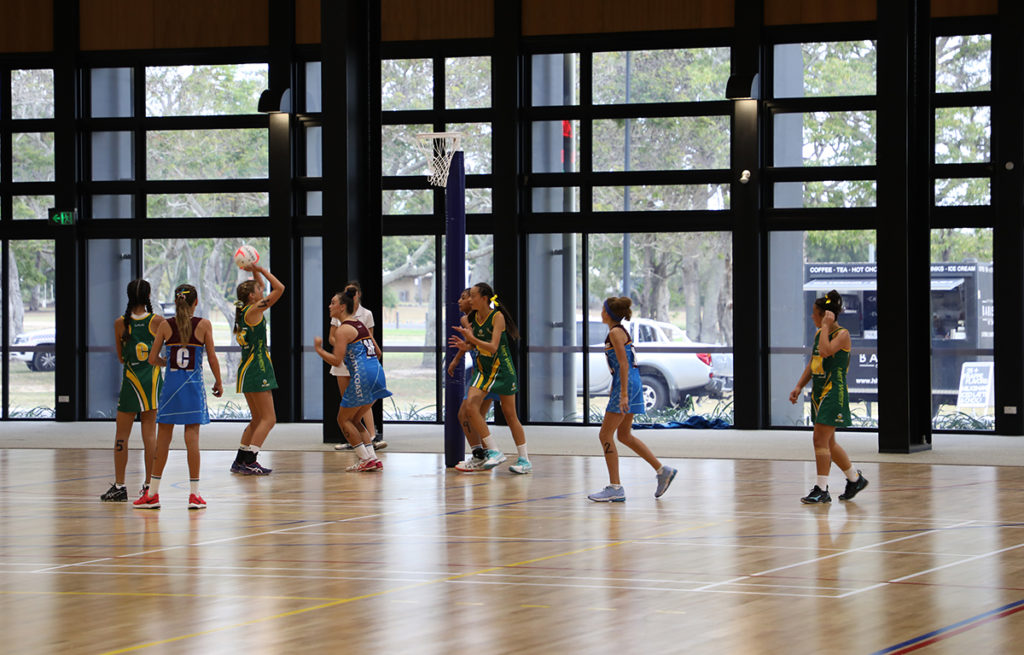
[587,296,677,502]
[315,288,392,472]
[134,284,223,510]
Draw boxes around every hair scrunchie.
[490,294,499,308]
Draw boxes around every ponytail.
[234,280,259,334]
[604,296,633,322]
[121,279,153,346]
[174,284,198,343]
[814,289,844,316]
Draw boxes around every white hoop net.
[415,132,463,188]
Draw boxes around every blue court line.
[871,597,1024,654]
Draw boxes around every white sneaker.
[455,456,487,472]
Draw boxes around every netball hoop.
[415,132,463,188]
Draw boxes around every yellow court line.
[100,520,725,654]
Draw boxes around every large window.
[5,239,56,418]
[527,232,733,424]
[769,230,878,427]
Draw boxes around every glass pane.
[446,56,491,109]
[936,34,991,93]
[92,195,134,219]
[773,41,876,98]
[935,106,990,163]
[531,120,580,173]
[307,191,323,216]
[91,68,133,118]
[593,116,730,171]
[13,196,55,221]
[774,181,877,208]
[526,233,584,422]
[383,189,432,215]
[8,239,57,417]
[444,123,491,175]
[147,129,268,179]
[588,232,733,423]
[935,178,990,206]
[593,48,730,104]
[305,125,322,177]
[85,240,133,418]
[147,193,269,218]
[92,131,134,181]
[532,187,579,213]
[143,237,271,419]
[594,184,729,211]
[531,53,579,106]
[305,61,322,112]
[11,69,54,119]
[930,229,993,430]
[382,235,436,421]
[466,188,491,213]
[773,111,876,166]
[769,230,878,427]
[382,124,432,177]
[12,132,55,181]
[302,237,323,420]
[145,64,268,116]
[381,58,433,111]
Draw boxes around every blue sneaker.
[588,485,626,502]
[481,449,506,470]
[230,461,252,474]
[509,457,532,474]
[654,466,677,498]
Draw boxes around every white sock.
[482,436,496,451]
[190,479,199,495]
[610,484,623,489]
[354,444,370,460]
[516,444,529,460]
[115,482,125,489]
[816,475,829,490]
[249,445,260,453]
[365,443,376,459]
[656,466,664,475]
[843,466,859,481]
[149,476,161,495]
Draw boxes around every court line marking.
[28,513,392,573]
[871,597,1024,654]
[837,540,1024,599]
[691,520,973,593]
[0,589,352,602]
[447,579,840,599]
[97,521,721,653]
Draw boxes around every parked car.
[575,317,725,412]
[10,328,56,372]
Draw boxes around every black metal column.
[492,0,522,415]
[267,0,296,422]
[993,0,1024,434]
[876,0,932,452]
[730,0,764,430]
[53,0,80,421]
[321,0,375,442]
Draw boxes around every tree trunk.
[8,255,24,336]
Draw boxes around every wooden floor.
[1,448,1023,654]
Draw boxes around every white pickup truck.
[575,317,731,412]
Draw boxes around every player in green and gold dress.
[789,290,869,504]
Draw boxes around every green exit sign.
[47,208,77,226]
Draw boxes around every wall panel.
[0,0,53,53]
[296,0,321,44]
[81,0,268,51]
[522,0,732,36]
[764,0,875,25]
[932,0,997,17]
[381,0,493,41]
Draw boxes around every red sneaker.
[346,458,381,472]
[374,458,383,470]
[133,491,160,509]
[188,493,206,510]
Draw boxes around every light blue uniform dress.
[340,319,393,408]
[605,324,645,415]
[156,316,210,425]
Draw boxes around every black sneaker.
[372,435,387,450]
[801,485,831,504]
[839,472,869,501]
[100,483,128,502]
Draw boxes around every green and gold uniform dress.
[117,313,163,413]
[810,326,852,427]
[469,309,518,396]
[236,305,279,393]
